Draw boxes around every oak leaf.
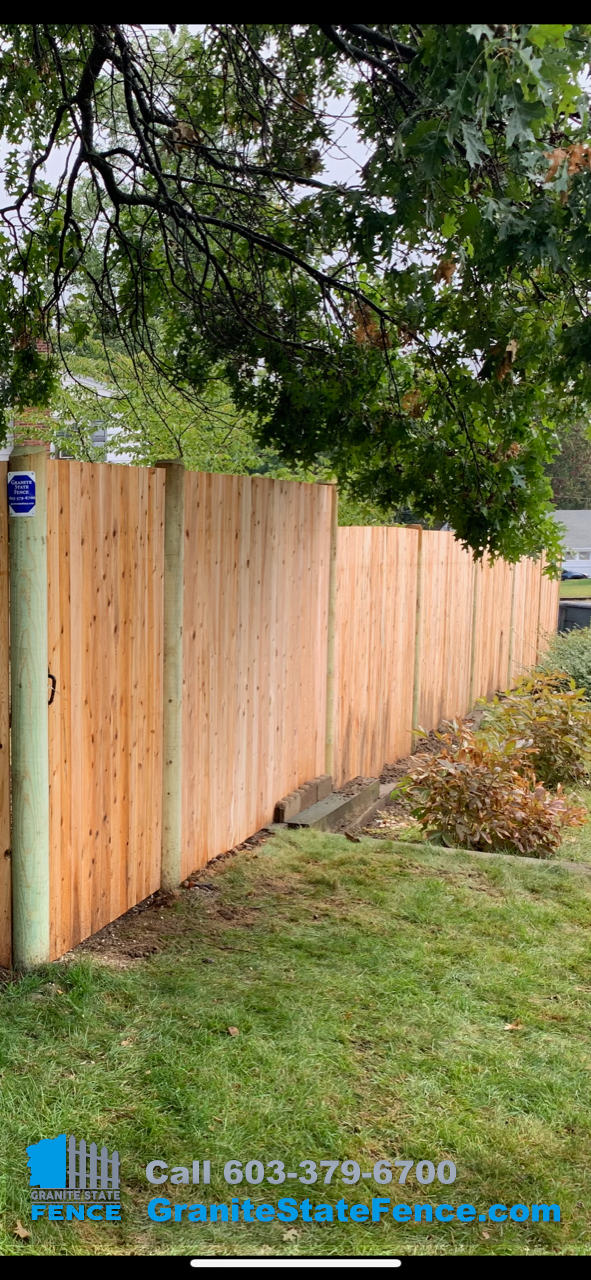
[497,338,519,381]
[352,301,390,350]
[434,257,456,285]
[545,143,591,182]
[402,389,426,418]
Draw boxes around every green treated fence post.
[158,461,185,890]
[9,445,50,968]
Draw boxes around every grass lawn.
[556,789,591,864]
[2,829,591,1258]
[559,579,591,598]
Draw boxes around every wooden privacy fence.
[180,471,332,880]
[330,527,558,786]
[0,453,559,966]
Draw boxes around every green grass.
[555,788,591,864]
[559,579,591,598]
[3,830,591,1257]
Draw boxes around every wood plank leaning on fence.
[0,458,559,966]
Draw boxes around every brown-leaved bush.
[480,672,591,789]
[401,725,586,857]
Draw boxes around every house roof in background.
[552,510,591,546]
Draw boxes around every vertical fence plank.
[181,473,331,875]
[472,554,513,703]
[537,559,561,653]
[417,532,474,731]
[507,564,517,688]
[333,526,419,784]
[158,462,185,890]
[468,558,480,710]
[324,484,338,778]
[411,528,423,752]
[47,460,164,958]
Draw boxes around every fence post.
[0,463,11,967]
[324,484,338,779]
[9,445,50,968]
[468,556,480,709]
[158,461,185,890]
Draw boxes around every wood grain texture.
[159,463,185,890]
[324,485,338,777]
[511,556,544,680]
[332,531,559,784]
[537,558,560,658]
[472,554,514,702]
[333,526,419,786]
[0,463,10,965]
[181,473,332,874]
[40,459,556,954]
[47,461,165,958]
[416,531,475,732]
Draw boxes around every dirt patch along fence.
[0,457,559,965]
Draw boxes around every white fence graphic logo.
[67,1136,120,1189]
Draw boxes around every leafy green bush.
[538,627,591,701]
[481,672,591,788]
[402,725,586,857]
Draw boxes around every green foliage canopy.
[3,24,591,558]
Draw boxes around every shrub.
[538,627,591,700]
[481,672,591,788]
[401,725,586,857]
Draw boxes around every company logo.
[27,1134,121,1222]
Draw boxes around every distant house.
[552,510,591,573]
[0,373,133,465]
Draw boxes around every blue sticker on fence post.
[7,471,36,516]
